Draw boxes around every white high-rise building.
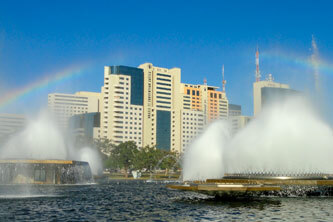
[101,66,144,147]
[139,63,182,152]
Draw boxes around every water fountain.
[168,96,333,197]
[148,154,181,182]
[0,111,101,185]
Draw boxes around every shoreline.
[95,173,181,181]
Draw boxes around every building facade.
[261,87,300,108]
[179,82,228,152]
[230,115,252,135]
[48,92,101,130]
[138,63,182,152]
[0,113,26,145]
[180,109,205,152]
[181,83,228,123]
[228,104,241,117]
[69,112,101,139]
[101,66,144,147]
[99,63,229,153]
[253,76,290,116]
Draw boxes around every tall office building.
[48,91,101,130]
[253,74,290,116]
[101,66,144,147]
[138,63,182,152]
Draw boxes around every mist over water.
[0,110,102,175]
[182,96,333,181]
[78,147,103,175]
[182,120,230,181]
[0,112,67,160]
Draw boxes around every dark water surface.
[0,180,332,221]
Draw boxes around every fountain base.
[0,159,93,185]
[167,174,333,197]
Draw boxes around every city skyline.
[1,1,333,119]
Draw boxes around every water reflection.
[0,180,331,221]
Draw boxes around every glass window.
[110,66,144,105]
[157,87,171,91]
[156,110,171,151]
[192,90,195,96]
[157,82,171,86]
[187,89,190,95]
[196,91,199,96]
[157,73,171,78]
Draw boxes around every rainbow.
[261,51,333,73]
[0,64,89,110]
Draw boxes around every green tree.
[94,138,114,156]
[133,146,180,176]
[107,141,138,177]
[133,145,163,173]
[159,151,180,171]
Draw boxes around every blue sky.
[1,0,333,118]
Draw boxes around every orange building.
[183,86,202,111]
[182,83,228,123]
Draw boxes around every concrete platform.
[167,177,333,197]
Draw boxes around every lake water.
[0,180,332,221]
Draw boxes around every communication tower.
[255,46,261,82]
[222,65,226,92]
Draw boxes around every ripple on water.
[0,180,332,221]
[0,194,61,199]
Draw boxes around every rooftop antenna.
[266,73,274,82]
[222,65,226,92]
[255,45,261,82]
[203,78,207,85]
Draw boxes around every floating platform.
[167,174,333,197]
[0,159,93,185]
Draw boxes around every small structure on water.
[0,159,93,184]
[167,173,333,197]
